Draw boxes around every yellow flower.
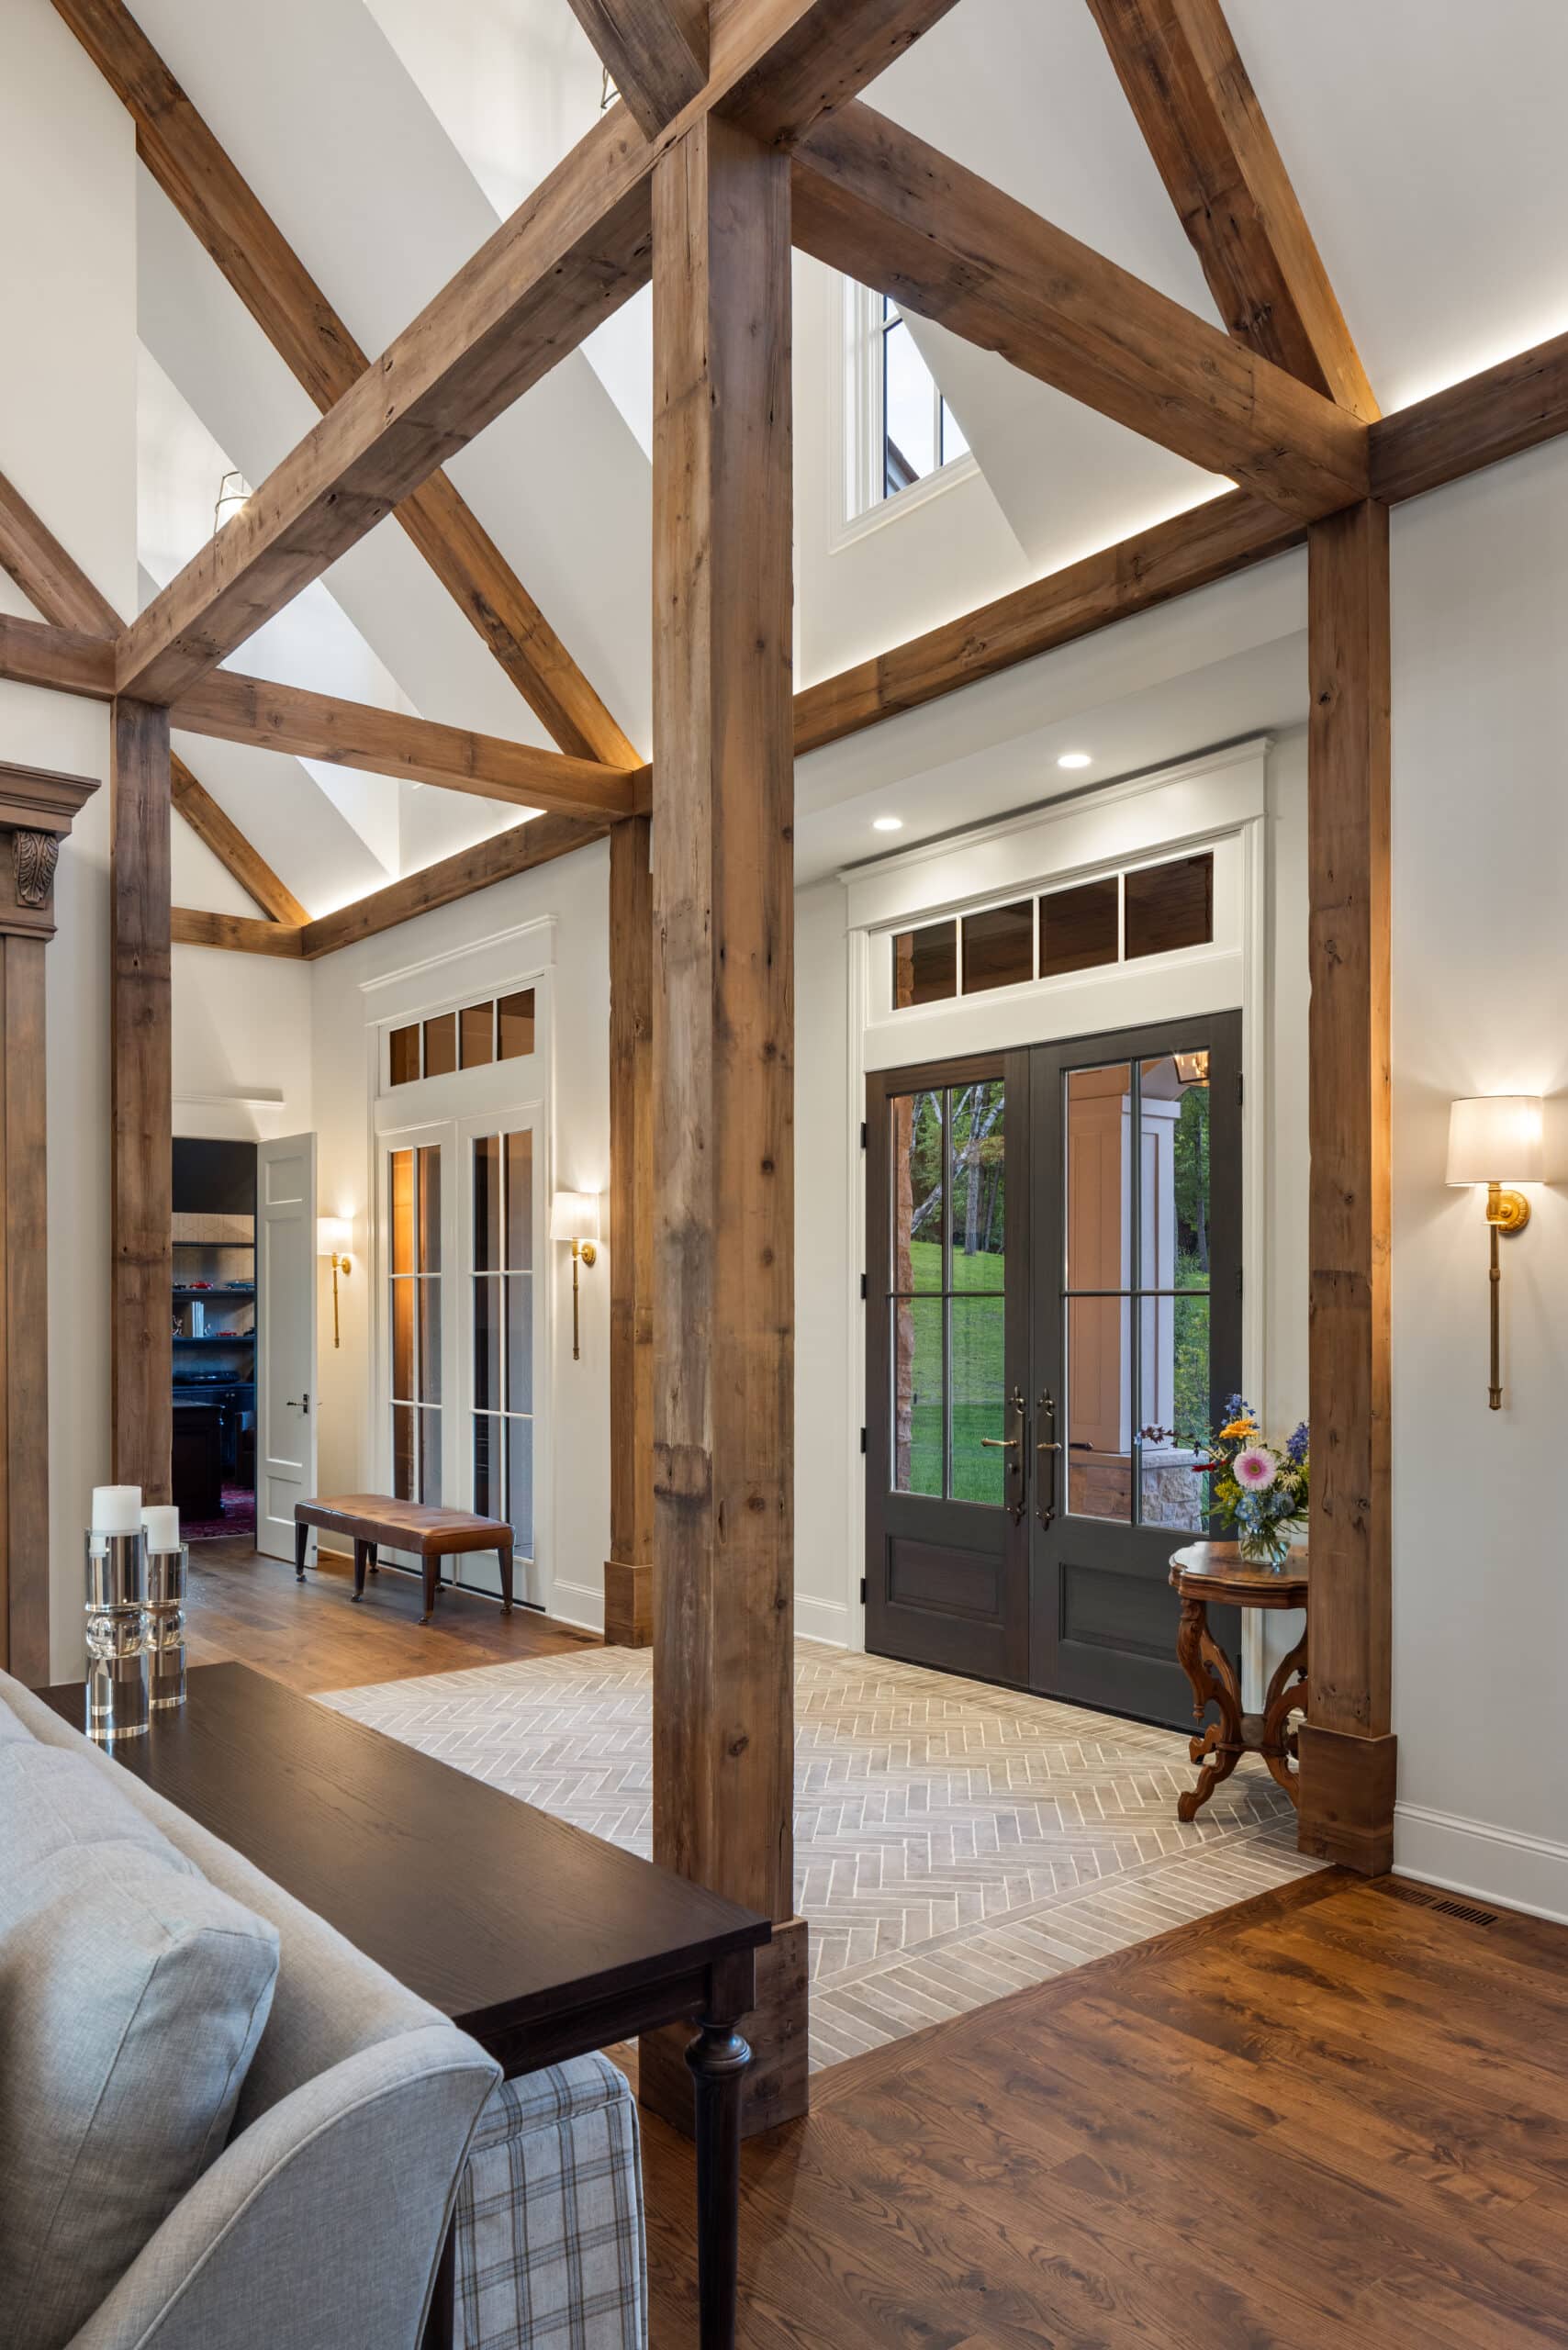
[1218,1416,1258,1440]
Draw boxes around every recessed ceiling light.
[872,815,903,833]
[1058,751,1092,770]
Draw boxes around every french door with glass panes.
[382,1108,543,1606]
[866,1014,1242,1728]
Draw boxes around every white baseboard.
[1394,1800,1568,1925]
[795,1595,852,1648]
[550,1577,605,1638]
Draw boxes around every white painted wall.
[1388,442,1568,1919]
[0,2,137,1678]
[308,841,611,1629]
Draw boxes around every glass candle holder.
[145,1542,188,1712]
[84,1528,150,1742]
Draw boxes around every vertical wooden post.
[0,762,98,1682]
[644,109,807,2137]
[605,813,655,1647]
[111,698,174,1501]
[1298,498,1395,1874]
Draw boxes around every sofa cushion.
[0,1754,281,2350]
[0,1740,194,1877]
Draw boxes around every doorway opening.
[172,1137,258,1544]
[865,1013,1242,1730]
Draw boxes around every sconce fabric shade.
[317,1215,353,1257]
[1446,1096,1544,1187]
[550,1190,599,1245]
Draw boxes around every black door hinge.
[859,1576,868,1606]
[860,1120,868,1148]
[1237,1266,1244,1296]
[860,1272,868,1300]
[859,1427,868,1455]
[1238,1071,1245,1107]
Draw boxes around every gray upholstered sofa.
[0,1669,647,2350]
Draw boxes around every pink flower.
[1234,1447,1278,1492]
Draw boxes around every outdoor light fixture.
[213,470,251,533]
[317,1216,353,1349]
[1173,1051,1210,1087]
[551,1191,599,1360]
[1446,1095,1544,1410]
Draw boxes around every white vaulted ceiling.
[124,0,1568,908]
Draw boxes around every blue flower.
[1285,1421,1309,1464]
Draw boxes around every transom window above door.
[388,989,535,1086]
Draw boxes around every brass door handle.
[1036,1390,1059,1527]
[979,1437,1018,1449]
[980,1387,1027,1521]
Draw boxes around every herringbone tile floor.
[322,1642,1319,2071]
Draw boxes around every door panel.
[866,1055,1030,1687]
[256,1133,317,1561]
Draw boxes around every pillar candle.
[140,1505,181,1553]
[91,1486,142,1535]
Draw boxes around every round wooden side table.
[1168,1540,1308,1822]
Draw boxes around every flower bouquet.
[1199,1398,1308,1568]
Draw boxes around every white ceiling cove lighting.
[872,815,904,833]
[1057,751,1092,770]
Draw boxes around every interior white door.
[256,1133,318,1561]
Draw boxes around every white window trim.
[834,277,979,551]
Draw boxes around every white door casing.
[256,1133,318,1561]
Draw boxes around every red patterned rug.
[184,1484,257,1543]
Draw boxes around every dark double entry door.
[865,1014,1242,1730]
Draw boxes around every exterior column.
[643,109,807,2137]
[110,698,174,1499]
[605,813,655,1647]
[1298,498,1396,1873]
[0,760,98,1681]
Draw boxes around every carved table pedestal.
[1168,1540,1309,1822]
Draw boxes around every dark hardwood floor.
[185,1537,596,1693]
[636,1869,1568,2348]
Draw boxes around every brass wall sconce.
[317,1215,353,1349]
[551,1191,599,1360]
[1446,1096,1543,1409]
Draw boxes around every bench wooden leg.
[366,1542,378,1577]
[421,1553,440,1624]
[353,1539,369,1602]
[500,1538,514,1615]
[295,1520,308,1581]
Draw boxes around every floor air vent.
[1374,1880,1437,1906]
[1430,1897,1499,1928]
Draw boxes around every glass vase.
[1236,1517,1305,1571]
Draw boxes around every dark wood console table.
[39,1662,769,2349]
[1168,1540,1309,1821]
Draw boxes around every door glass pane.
[891,1296,943,1495]
[498,990,535,1060]
[390,1150,414,1276]
[505,1276,533,1414]
[418,1279,442,1404]
[951,1297,1005,1506]
[1125,854,1213,959]
[474,1415,501,1520]
[1040,878,1119,978]
[474,1277,500,1410]
[891,1090,944,1290]
[459,1002,494,1068]
[961,902,1032,995]
[419,1405,442,1506]
[1065,1065,1130,1292]
[418,1146,442,1274]
[474,1136,501,1272]
[1066,1295,1130,1521]
[392,1403,415,1502]
[505,1130,532,1270]
[891,923,956,1010]
[423,1012,457,1078]
[391,1280,414,1402]
[949,1080,1004,1292]
[389,1024,420,1085]
[1139,1293,1209,1531]
[1139,1058,1211,1290]
[507,1416,534,1552]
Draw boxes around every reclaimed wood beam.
[171,907,305,957]
[791,102,1370,520]
[1085,0,1377,420]
[174,671,642,821]
[111,699,174,1500]
[1370,327,1568,505]
[566,0,708,138]
[51,0,639,767]
[298,813,604,958]
[1298,498,1394,1877]
[714,0,966,147]
[794,488,1301,754]
[0,613,116,699]
[605,814,655,1647]
[643,109,805,2140]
